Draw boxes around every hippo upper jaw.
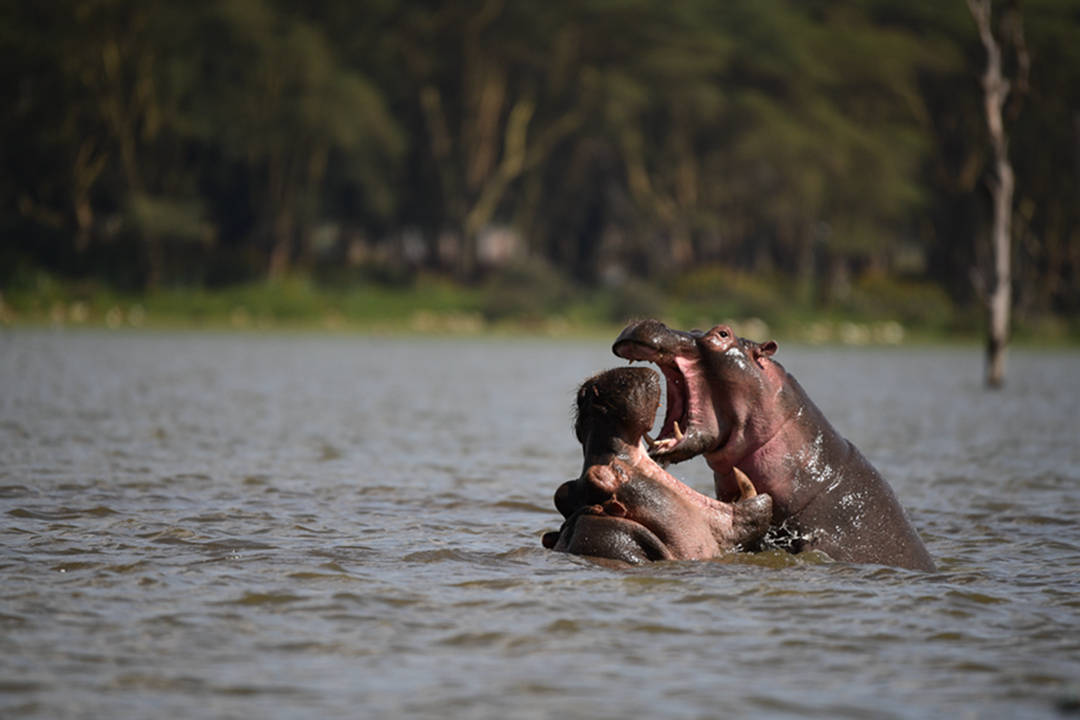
[614,319,786,469]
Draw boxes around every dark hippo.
[612,319,936,571]
[542,366,772,564]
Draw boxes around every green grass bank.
[2,266,1077,347]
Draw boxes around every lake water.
[1,329,1078,719]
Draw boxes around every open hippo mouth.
[544,362,772,565]
[612,321,724,465]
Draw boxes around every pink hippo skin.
[542,366,772,565]
[612,319,935,571]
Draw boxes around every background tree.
[966,0,1028,387]
[197,0,403,281]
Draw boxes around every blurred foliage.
[844,273,957,330]
[479,258,575,322]
[601,279,669,325]
[669,265,788,321]
[1,0,1079,334]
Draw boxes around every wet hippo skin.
[613,319,936,572]
[542,366,772,565]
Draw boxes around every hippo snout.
[732,494,773,548]
[613,319,697,360]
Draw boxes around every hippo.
[542,366,773,565]
[612,319,936,571]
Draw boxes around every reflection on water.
[1,330,1078,718]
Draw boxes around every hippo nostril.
[567,464,624,510]
[583,465,621,495]
[602,499,628,517]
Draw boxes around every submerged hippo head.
[612,319,790,468]
[542,366,772,564]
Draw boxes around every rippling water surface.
[1,330,1078,719]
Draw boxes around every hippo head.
[612,319,795,468]
[542,366,772,564]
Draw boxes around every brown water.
[1,330,1078,719]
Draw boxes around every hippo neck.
[713,378,850,520]
[741,405,831,511]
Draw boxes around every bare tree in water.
[966,0,1028,388]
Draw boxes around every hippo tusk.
[734,467,757,500]
[673,421,684,441]
[643,432,657,449]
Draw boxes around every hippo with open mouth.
[542,366,773,565]
[612,319,936,571]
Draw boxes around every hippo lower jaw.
[550,508,676,564]
[548,492,774,565]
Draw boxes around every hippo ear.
[755,341,778,359]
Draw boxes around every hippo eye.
[719,330,729,338]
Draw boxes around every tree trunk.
[967,0,1016,389]
[72,138,107,253]
[265,146,295,282]
[986,155,1013,388]
[268,207,294,282]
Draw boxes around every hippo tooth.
[653,437,679,452]
[673,421,684,440]
[643,432,657,449]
